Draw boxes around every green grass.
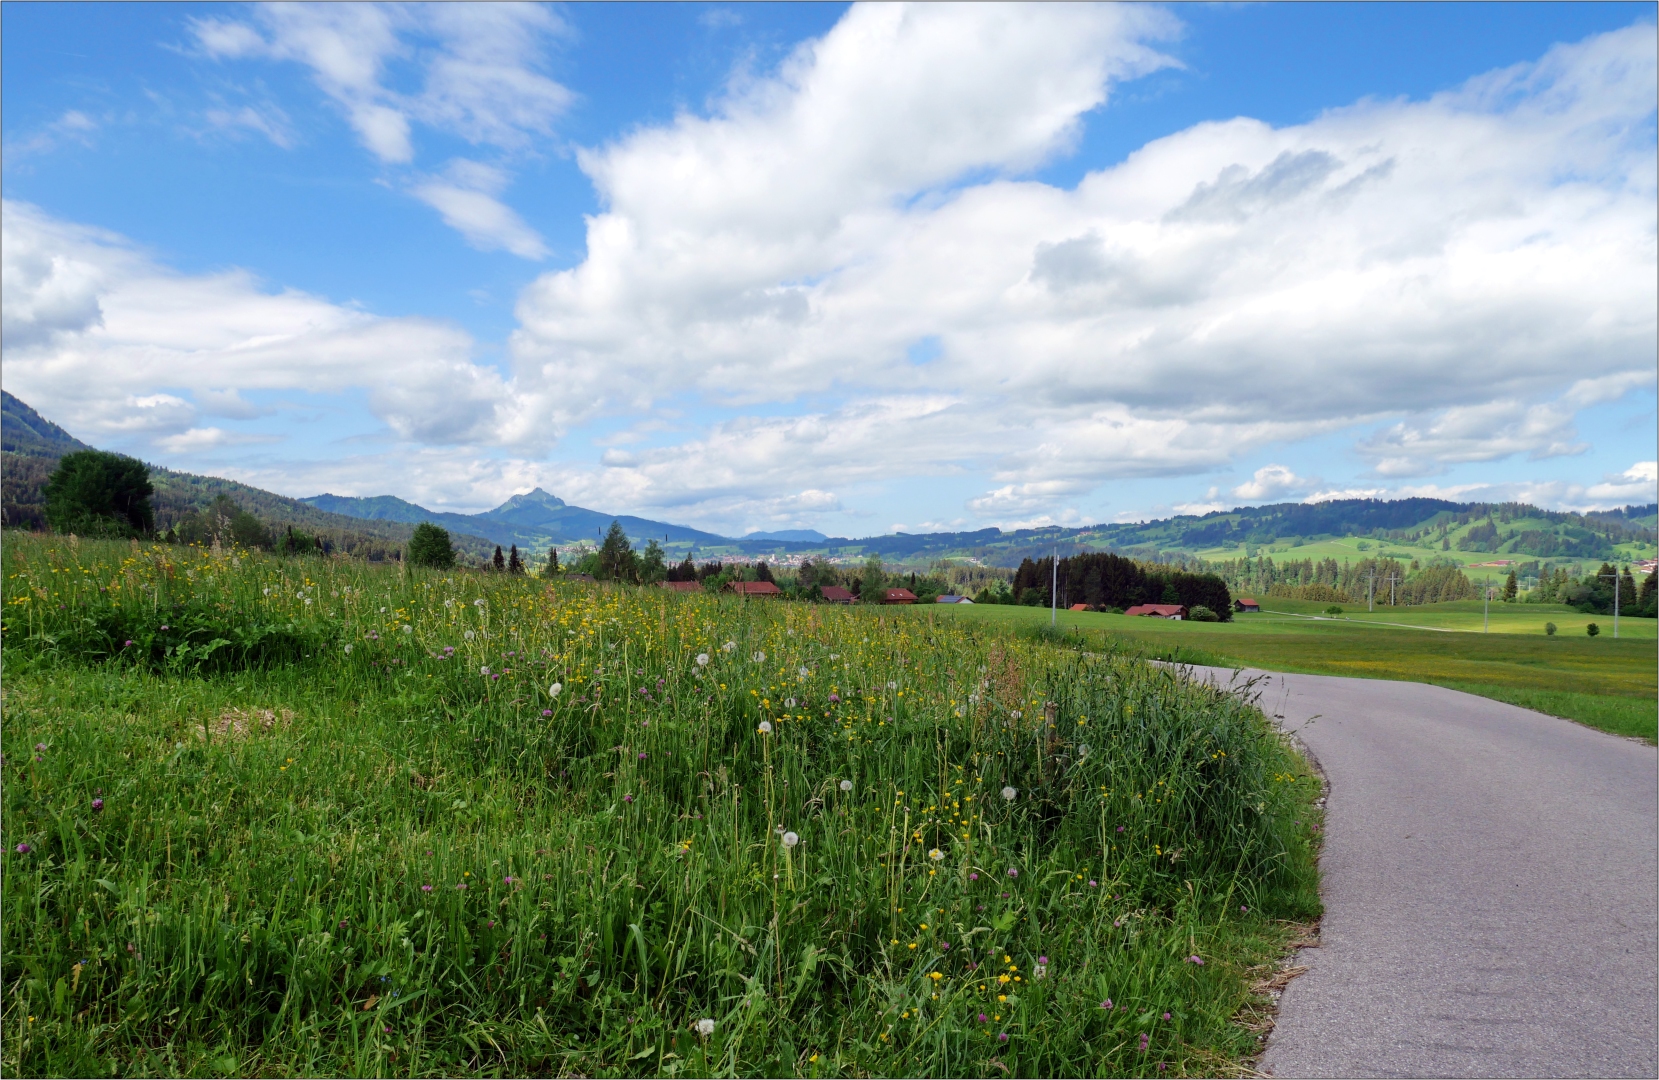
[1191,532,1657,583]
[1,535,1320,1077]
[934,603,1657,744]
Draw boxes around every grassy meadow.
[1,534,1321,1078]
[937,601,1657,743]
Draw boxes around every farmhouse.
[661,580,701,593]
[1124,603,1186,620]
[819,586,855,604]
[1234,597,1260,613]
[1069,603,1090,612]
[936,595,974,604]
[727,581,782,598]
[880,588,918,605]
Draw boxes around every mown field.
[1,534,1320,1078]
[937,602,1658,743]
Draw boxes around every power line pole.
[1484,584,1493,633]
[1366,569,1377,612]
[1385,573,1401,607]
[1050,545,1058,628]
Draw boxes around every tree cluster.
[986,552,1232,617]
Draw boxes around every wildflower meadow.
[2,534,1321,1077]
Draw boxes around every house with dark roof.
[819,585,855,604]
[661,580,701,593]
[936,595,973,604]
[1234,597,1260,612]
[1124,603,1186,619]
[727,580,782,598]
[880,588,917,605]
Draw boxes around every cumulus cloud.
[502,13,1653,519]
[1232,464,1318,501]
[0,200,512,450]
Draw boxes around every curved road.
[1182,666,1657,1079]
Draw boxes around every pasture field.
[1191,534,1657,583]
[1,534,1319,1078]
[935,603,1657,743]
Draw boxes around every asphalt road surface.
[1181,666,1657,1079]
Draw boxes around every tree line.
[983,552,1233,619]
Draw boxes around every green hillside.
[0,391,492,560]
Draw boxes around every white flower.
[757,721,773,734]
[481,666,491,676]
[798,666,810,678]
[829,653,838,660]
[1034,963,1048,979]
[296,591,305,600]
[695,1018,715,1037]
[262,587,271,596]
[1078,744,1090,757]
[304,598,313,605]
[752,650,766,663]
[1011,710,1022,720]
[343,643,353,654]
[721,640,736,653]
[445,599,455,608]
[1001,786,1017,801]
[839,780,853,792]
[549,682,562,698]
[786,697,796,708]
[474,599,485,608]
[696,653,710,667]
[402,624,413,634]
[465,630,476,641]
[782,831,799,848]
[968,693,979,704]
[928,848,944,861]
[380,607,387,613]
[886,681,897,690]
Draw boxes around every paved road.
[1181,666,1657,1079]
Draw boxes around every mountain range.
[3,390,1653,568]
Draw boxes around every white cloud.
[190,3,569,246]
[3,109,99,159]
[155,427,283,454]
[502,14,1653,520]
[203,103,295,149]
[1,200,512,450]
[411,160,548,259]
[1232,464,1317,501]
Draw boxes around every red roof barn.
[1234,597,1260,612]
[726,581,782,598]
[661,580,701,593]
[1124,604,1187,620]
[819,585,855,604]
[880,588,918,605]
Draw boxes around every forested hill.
[0,391,492,559]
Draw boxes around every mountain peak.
[490,488,566,514]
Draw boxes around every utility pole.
[1597,567,1623,639]
[1484,584,1493,633]
[1050,545,1058,628]
[1366,569,1377,612]
[1384,572,1401,607]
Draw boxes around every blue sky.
[4,2,1654,536]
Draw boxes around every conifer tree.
[492,545,506,572]
[543,547,560,579]
[1503,570,1517,601]
[508,544,525,575]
